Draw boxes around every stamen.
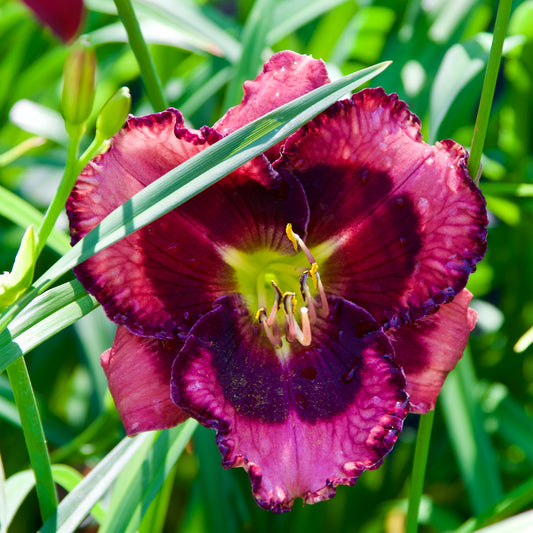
[309,262,319,290]
[316,271,329,317]
[257,307,281,346]
[299,271,317,324]
[283,291,297,315]
[283,292,298,342]
[299,307,312,346]
[267,280,283,326]
[285,223,299,252]
[299,271,308,301]
[254,224,330,348]
[285,224,316,265]
[255,307,266,322]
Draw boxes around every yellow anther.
[285,223,299,252]
[309,262,319,290]
[283,292,297,314]
[256,307,266,322]
[271,280,283,308]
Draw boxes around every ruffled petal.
[23,0,84,42]
[101,326,188,435]
[67,109,309,338]
[171,295,408,512]
[275,88,488,328]
[387,289,477,413]
[214,50,330,160]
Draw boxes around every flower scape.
[66,51,488,512]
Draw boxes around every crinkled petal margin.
[275,88,488,329]
[171,294,408,511]
[68,109,309,338]
[214,50,330,160]
[387,289,477,413]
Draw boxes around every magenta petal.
[387,289,477,413]
[275,88,488,327]
[171,295,408,511]
[67,110,309,338]
[101,326,188,435]
[23,0,84,42]
[214,51,330,160]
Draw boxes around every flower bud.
[61,38,96,127]
[0,225,37,309]
[96,87,131,139]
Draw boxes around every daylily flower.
[22,0,84,43]
[66,51,488,512]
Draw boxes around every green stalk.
[468,0,513,183]
[405,2,511,528]
[35,124,83,257]
[6,357,58,522]
[113,0,168,111]
[405,409,435,533]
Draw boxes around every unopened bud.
[61,38,96,127]
[0,225,37,309]
[96,87,131,139]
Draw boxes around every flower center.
[223,225,332,353]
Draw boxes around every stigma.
[257,224,329,348]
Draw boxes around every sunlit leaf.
[38,434,151,533]
[100,420,197,533]
[0,280,98,373]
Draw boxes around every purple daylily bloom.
[66,51,488,511]
[22,0,84,43]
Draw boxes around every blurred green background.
[0,0,532,532]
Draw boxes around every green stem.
[405,409,436,533]
[35,124,83,257]
[6,357,58,522]
[468,0,512,183]
[113,0,168,111]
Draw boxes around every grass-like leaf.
[482,183,533,198]
[223,0,274,108]
[50,465,106,524]
[135,0,241,61]
[429,33,523,143]
[32,60,390,293]
[0,186,70,255]
[268,0,350,45]
[38,433,151,533]
[440,350,503,514]
[99,420,198,533]
[0,61,390,357]
[455,479,533,533]
[0,280,98,373]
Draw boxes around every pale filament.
[315,271,329,317]
[286,223,317,265]
[283,293,311,346]
[299,271,317,323]
[266,280,283,326]
[257,308,282,346]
